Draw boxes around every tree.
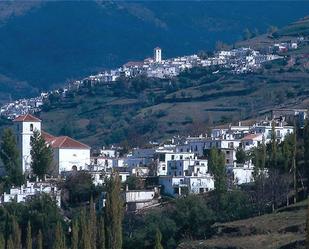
[89,196,97,249]
[0,128,23,186]
[236,148,247,164]
[12,216,21,249]
[71,219,79,249]
[7,236,14,249]
[105,173,123,249]
[97,216,105,249]
[208,148,227,195]
[270,121,277,169]
[0,233,4,249]
[304,120,309,195]
[26,221,32,249]
[154,228,163,249]
[30,130,53,180]
[80,208,91,249]
[37,230,43,249]
[53,221,66,249]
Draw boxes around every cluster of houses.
[0,93,48,120]
[1,109,306,211]
[0,41,290,120]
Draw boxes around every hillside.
[177,201,307,249]
[38,56,308,148]
[0,1,309,103]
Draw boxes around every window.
[226,151,230,155]
[162,166,166,171]
[179,171,182,176]
[30,124,33,131]
[180,155,183,160]
[171,155,175,160]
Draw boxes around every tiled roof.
[48,136,90,149]
[41,131,56,142]
[13,114,41,122]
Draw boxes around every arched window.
[30,124,33,131]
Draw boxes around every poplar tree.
[304,120,309,195]
[154,228,164,249]
[37,230,43,249]
[0,233,4,249]
[53,221,66,249]
[105,173,123,249]
[89,196,97,249]
[97,216,105,249]
[12,217,21,249]
[0,128,23,186]
[208,148,227,195]
[30,130,53,180]
[80,208,91,249]
[71,219,79,249]
[7,236,14,249]
[292,124,297,204]
[26,221,32,249]
[270,121,277,169]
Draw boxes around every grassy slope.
[177,201,307,249]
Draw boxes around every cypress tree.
[53,221,66,249]
[271,121,277,168]
[30,130,53,180]
[304,120,309,195]
[12,217,21,249]
[0,128,24,186]
[292,123,297,204]
[208,148,227,195]
[26,221,32,249]
[89,196,97,249]
[37,230,43,249]
[154,228,164,249]
[80,208,91,249]
[71,219,79,249]
[97,216,105,249]
[0,233,4,249]
[105,172,123,249]
[6,236,14,249]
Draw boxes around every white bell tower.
[13,114,41,174]
[154,47,162,63]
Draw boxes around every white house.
[13,114,91,175]
[42,131,91,174]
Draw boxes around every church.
[13,114,91,175]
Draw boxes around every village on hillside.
[0,36,303,121]
[0,108,306,211]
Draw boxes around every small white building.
[42,132,91,174]
[154,47,162,63]
[1,181,61,207]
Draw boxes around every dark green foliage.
[154,228,163,249]
[208,148,227,195]
[37,230,43,249]
[63,171,99,206]
[0,128,24,186]
[71,219,79,249]
[236,148,247,164]
[26,221,32,249]
[125,176,145,190]
[97,216,105,249]
[105,173,123,249]
[0,233,4,249]
[30,130,53,180]
[53,221,66,249]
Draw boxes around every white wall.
[58,148,90,173]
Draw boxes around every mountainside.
[30,18,309,148]
[0,1,309,102]
[177,201,307,249]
